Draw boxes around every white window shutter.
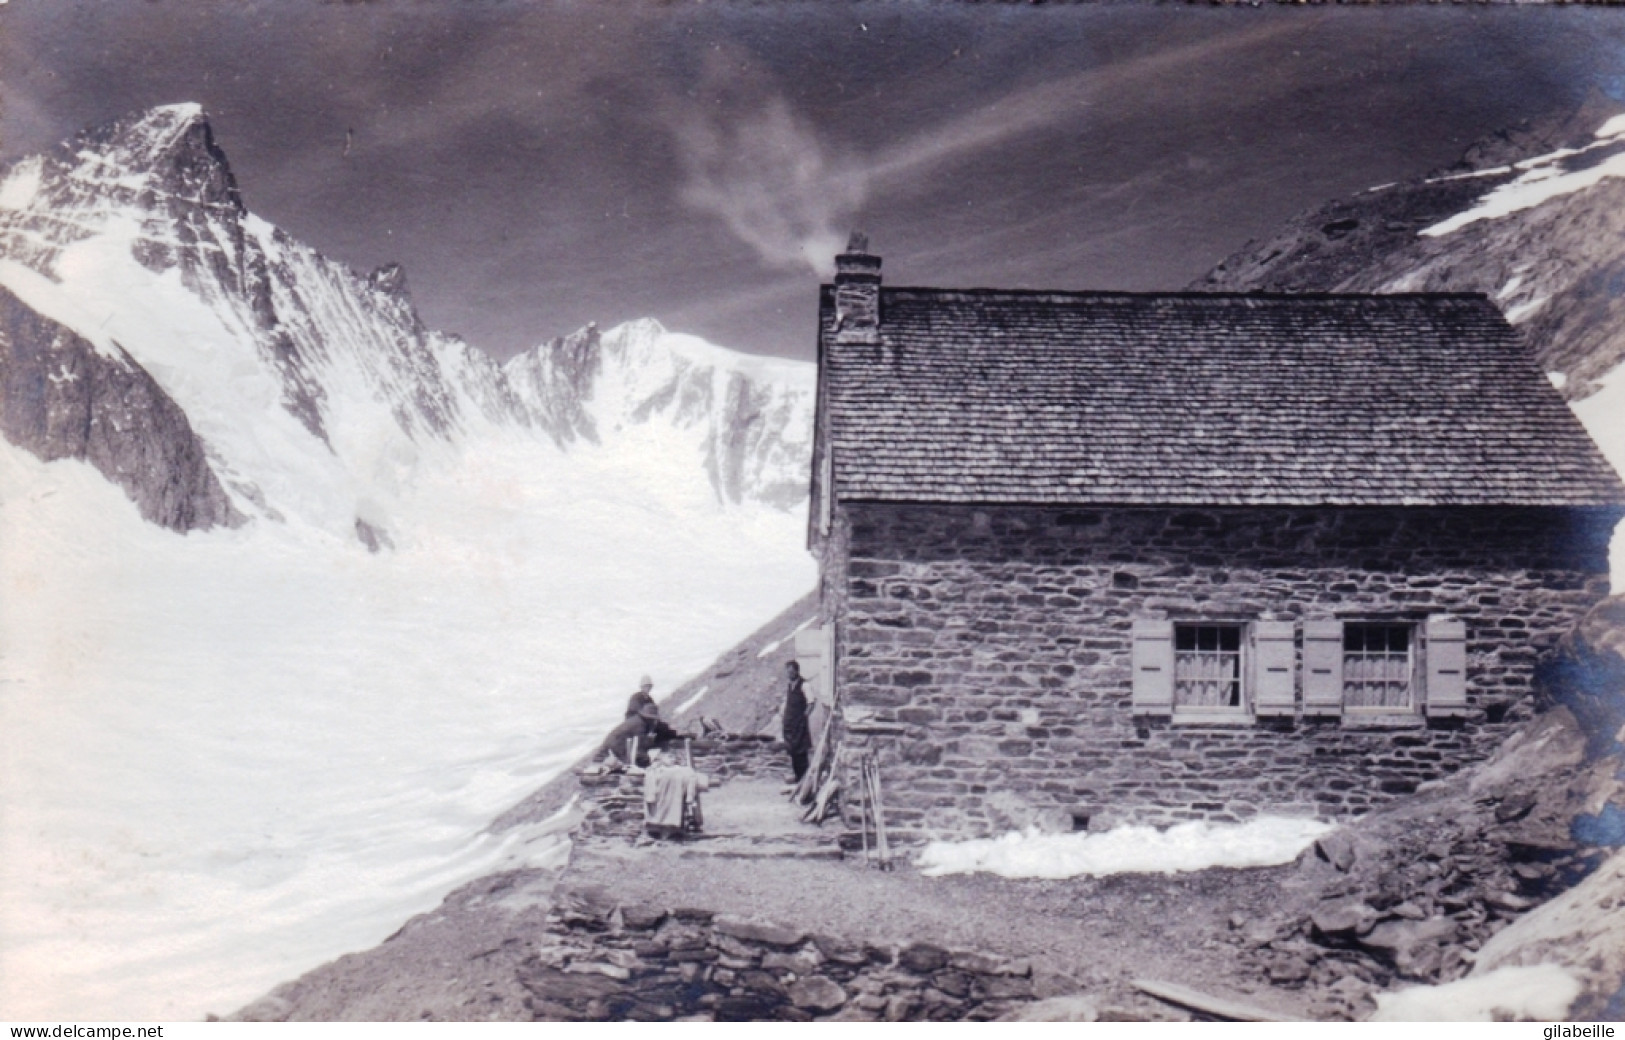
[1302,620,1344,715]
[1131,619,1175,715]
[1252,621,1296,716]
[1424,616,1468,718]
[793,624,835,706]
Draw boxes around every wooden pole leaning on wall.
[871,754,892,871]
[860,752,892,871]
[859,772,871,865]
[792,701,837,805]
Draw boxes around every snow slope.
[0,105,818,1019]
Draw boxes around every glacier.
[0,105,817,1019]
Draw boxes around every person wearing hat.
[625,675,657,719]
[600,681,678,766]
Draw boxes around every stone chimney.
[833,232,881,344]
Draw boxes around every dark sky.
[3,2,1625,361]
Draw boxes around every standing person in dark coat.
[782,660,813,782]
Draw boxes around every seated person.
[625,675,657,719]
[639,700,679,746]
[599,702,678,768]
[642,748,707,840]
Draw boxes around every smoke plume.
[671,73,865,279]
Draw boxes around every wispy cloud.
[868,18,1309,190]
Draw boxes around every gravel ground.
[563,838,1320,1019]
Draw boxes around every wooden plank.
[1424,616,1469,717]
[1132,979,1303,1023]
[1252,620,1296,715]
[792,704,837,804]
[1131,618,1175,714]
[1301,619,1345,715]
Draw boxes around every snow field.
[1370,963,1582,1021]
[916,817,1336,880]
[0,439,814,1020]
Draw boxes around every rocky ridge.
[1197,93,1625,399]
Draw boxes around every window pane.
[1174,625,1243,709]
[1343,623,1412,710]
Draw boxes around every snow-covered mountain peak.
[0,104,814,541]
[502,315,814,508]
[72,102,232,203]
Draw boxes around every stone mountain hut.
[801,237,1625,844]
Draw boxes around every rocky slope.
[0,282,240,531]
[0,105,814,541]
[1217,594,1625,1021]
[1197,94,1625,401]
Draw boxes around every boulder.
[1315,830,1359,872]
[898,942,951,974]
[931,970,972,997]
[564,961,631,981]
[740,970,789,997]
[714,994,785,1021]
[976,974,1035,1000]
[788,976,847,1011]
[1310,901,1376,940]
[712,914,806,948]
[554,886,618,930]
[811,934,869,965]
[950,950,1031,976]
[520,966,623,1002]
[1268,957,1312,984]
[762,948,822,975]
[619,903,667,931]
[998,995,1099,1022]
[1360,916,1459,962]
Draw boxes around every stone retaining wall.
[826,504,1614,841]
[517,886,1056,1021]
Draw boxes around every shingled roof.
[818,287,1625,507]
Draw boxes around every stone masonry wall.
[828,504,1615,842]
[519,885,1049,1021]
